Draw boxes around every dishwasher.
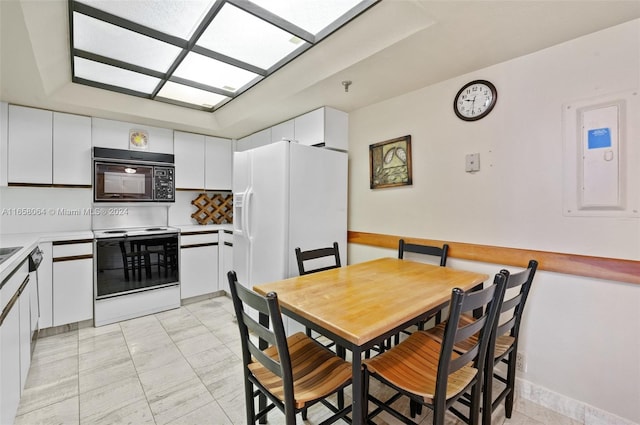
[28,246,43,354]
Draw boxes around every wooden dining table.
[253,257,489,423]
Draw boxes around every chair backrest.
[227,271,296,413]
[398,239,449,267]
[494,260,538,346]
[295,242,341,275]
[434,272,507,410]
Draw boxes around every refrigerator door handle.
[244,188,253,240]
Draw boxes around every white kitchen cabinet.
[294,107,348,151]
[271,119,294,143]
[174,131,205,189]
[180,231,219,299]
[205,136,232,190]
[37,242,53,329]
[0,260,28,425]
[220,230,233,294]
[236,128,271,152]
[53,112,92,185]
[92,117,174,154]
[0,102,8,187]
[8,105,53,184]
[52,241,93,326]
[18,283,31,390]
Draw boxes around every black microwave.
[93,147,175,203]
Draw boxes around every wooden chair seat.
[364,331,477,404]
[425,315,515,359]
[249,332,352,409]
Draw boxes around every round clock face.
[454,80,497,121]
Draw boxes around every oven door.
[94,162,154,202]
[95,233,179,299]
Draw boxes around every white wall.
[347,20,640,424]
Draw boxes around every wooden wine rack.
[191,193,233,225]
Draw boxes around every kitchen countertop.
[176,224,233,233]
[0,231,94,283]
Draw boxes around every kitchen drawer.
[52,240,93,259]
[181,232,218,246]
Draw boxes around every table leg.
[351,346,364,423]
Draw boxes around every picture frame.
[369,135,412,189]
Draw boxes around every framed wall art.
[129,129,149,150]
[369,135,412,189]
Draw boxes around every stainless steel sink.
[0,246,22,266]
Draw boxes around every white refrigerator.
[232,141,347,332]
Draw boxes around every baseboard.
[516,378,639,425]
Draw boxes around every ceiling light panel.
[157,81,229,108]
[73,12,181,73]
[173,52,260,93]
[74,57,161,94]
[76,0,215,40]
[196,3,308,70]
[250,0,364,35]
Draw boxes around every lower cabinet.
[180,231,219,299]
[0,260,29,425]
[52,240,93,326]
[220,231,233,294]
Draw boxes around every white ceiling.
[2,0,640,139]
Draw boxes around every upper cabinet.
[53,112,91,185]
[236,128,271,152]
[294,107,348,151]
[92,117,173,154]
[174,131,232,190]
[205,136,232,190]
[236,106,348,153]
[270,119,294,143]
[174,131,205,190]
[7,106,92,186]
[7,105,53,184]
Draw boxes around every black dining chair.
[295,241,341,275]
[392,239,450,345]
[423,260,538,425]
[227,271,352,425]
[294,242,342,347]
[363,271,507,425]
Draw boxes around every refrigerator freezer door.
[232,150,252,288]
[288,143,348,277]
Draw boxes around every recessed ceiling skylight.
[69,0,378,112]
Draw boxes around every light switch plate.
[465,153,480,172]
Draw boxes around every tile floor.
[14,296,578,425]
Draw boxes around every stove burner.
[146,227,166,231]
[104,230,127,234]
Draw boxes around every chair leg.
[505,351,517,418]
[483,360,495,425]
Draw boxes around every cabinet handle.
[53,254,93,262]
[181,243,218,249]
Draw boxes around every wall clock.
[453,80,497,121]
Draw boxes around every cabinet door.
[180,244,219,299]
[221,241,233,294]
[37,242,53,329]
[205,136,232,190]
[8,105,53,184]
[294,108,324,147]
[0,302,21,425]
[53,258,93,326]
[53,112,92,185]
[19,288,31,390]
[271,119,294,143]
[174,131,205,189]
